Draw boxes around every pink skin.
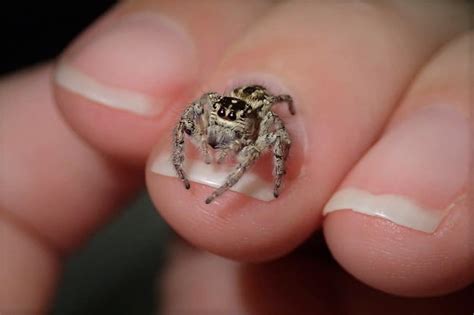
[0,66,141,252]
[339,106,468,208]
[147,1,469,266]
[55,0,470,291]
[2,1,472,313]
[55,1,274,163]
[161,240,474,314]
[0,65,141,312]
[324,33,473,296]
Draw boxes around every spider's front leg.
[205,145,262,204]
[172,93,218,189]
[204,112,291,204]
[172,109,193,189]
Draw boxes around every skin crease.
[1,0,472,313]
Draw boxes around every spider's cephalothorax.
[172,85,295,204]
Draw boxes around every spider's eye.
[228,111,236,120]
[218,107,226,117]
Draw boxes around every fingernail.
[54,13,196,116]
[150,152,275,202]
[323,105,469,233]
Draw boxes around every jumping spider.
[172,85,295,204]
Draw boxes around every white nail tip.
[150,153,274,201]
[323,188,447,233]
[54,63,159,116]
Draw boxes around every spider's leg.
[256,111,291,198]
[205,145,261,204]
[271,94,295,115]
[271,122,291,198]
[204,111,291,204]
[172,117,191,189]
[172,93,218,189]
[259,112,291,198]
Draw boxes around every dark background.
[1,3,169,315]
[0,2,114,74]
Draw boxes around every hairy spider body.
[172,85,295,204]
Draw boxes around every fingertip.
[323,202,474,297]
[146,175,289,262]
[54,84,169,164]
[0,218,60,313]
[51,9,198,164]
[52,1,276,166]
[144,78,319,262]
[323,32,473,297]
[51,6,198,164]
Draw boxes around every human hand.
[1,0,472,313]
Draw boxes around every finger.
[159,239,474,315]
[53,0,275,164]
[147,1,470,261]
[160,239,247,314]
[323,32,473,296]
[0,64,140,313]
